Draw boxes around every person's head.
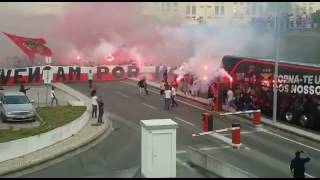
[89,70,92,73]
[295,151,301,158]
[20,83,24,88]
[52,86,55,90]
[91,89,96,97]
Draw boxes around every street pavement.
[18,80,320,178]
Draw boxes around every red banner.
[3,32,52,59]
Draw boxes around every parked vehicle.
[221,55,320,130]
[0,91,36,122]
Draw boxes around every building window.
[174,2,178,7]
[167,2,171,8]
[246,7,250,15]
[186,5,190,15]
[192,6,196,15]
[221,6,224,15]
[233,7,237,15]
[200,5,204,8]
[259,5,263,13]
[207,5,212,8]
[309,7,313,13]
[233,2,237,5]
[215,6,219,16]
[161,2,165,10]
[252,6,256,15]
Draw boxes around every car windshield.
[3,95,30,104]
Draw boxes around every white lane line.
[176,150,187,154]
[120,81,133,85]
[121,80,210,112]
[123,80,320,153]
[146,87,210,112]
[175,98,209,112]
[115,91,129,98]
[264,130,320,152]
[305,173,315,178]
[174,116,195,126]
[141,102,157,110]
[199,145,230,151]
[176,157,199,173]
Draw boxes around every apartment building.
[141,2,320,25]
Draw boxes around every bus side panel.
[226,58,320,130]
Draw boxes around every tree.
[265,2,293,15]
[311,10,320,27]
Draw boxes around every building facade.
[142,2,320,25]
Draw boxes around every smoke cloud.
[1,2,277,85]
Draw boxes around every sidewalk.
[131,77,320,143]
[0,83,112,176]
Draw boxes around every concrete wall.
[0,86,90,163]
[187,146,257,178]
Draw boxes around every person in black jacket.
[19,83,30,95]
[290,151,311,178]
[97,96,104,124]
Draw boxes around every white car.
[0,91,36,122]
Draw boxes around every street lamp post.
[272,2,280,123]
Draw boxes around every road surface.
[9,80,320,178]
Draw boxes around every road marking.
[175,98,210,112]
[121,81,137,87]
[123,80,320,153]
[141,102,157,110]
[264,130,320,153]
[120,81,210,112]
[135,83,210,112]
[305,173,315,178]
[176,150,187,154]
[176,157,198,173]
[174,116,195,126]
[115,91,129,98]
[199,145,230,151]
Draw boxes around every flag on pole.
[3,32,52,59]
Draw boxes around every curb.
[0,83,112,176]
[0,118,111,177]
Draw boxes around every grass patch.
[0,106,86,143]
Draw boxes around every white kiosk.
[140,119,178,178]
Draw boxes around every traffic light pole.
[272,3,280,123]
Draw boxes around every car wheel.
[284,111,294,123]
[299,115,309,128]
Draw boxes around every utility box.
[140,119,178,178]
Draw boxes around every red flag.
[3,32,52,59]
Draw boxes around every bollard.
[253,111,261,128]
[213,83,219,112]
[232,123,241,149]
[214,96,219,112]
[201,113,213,132]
